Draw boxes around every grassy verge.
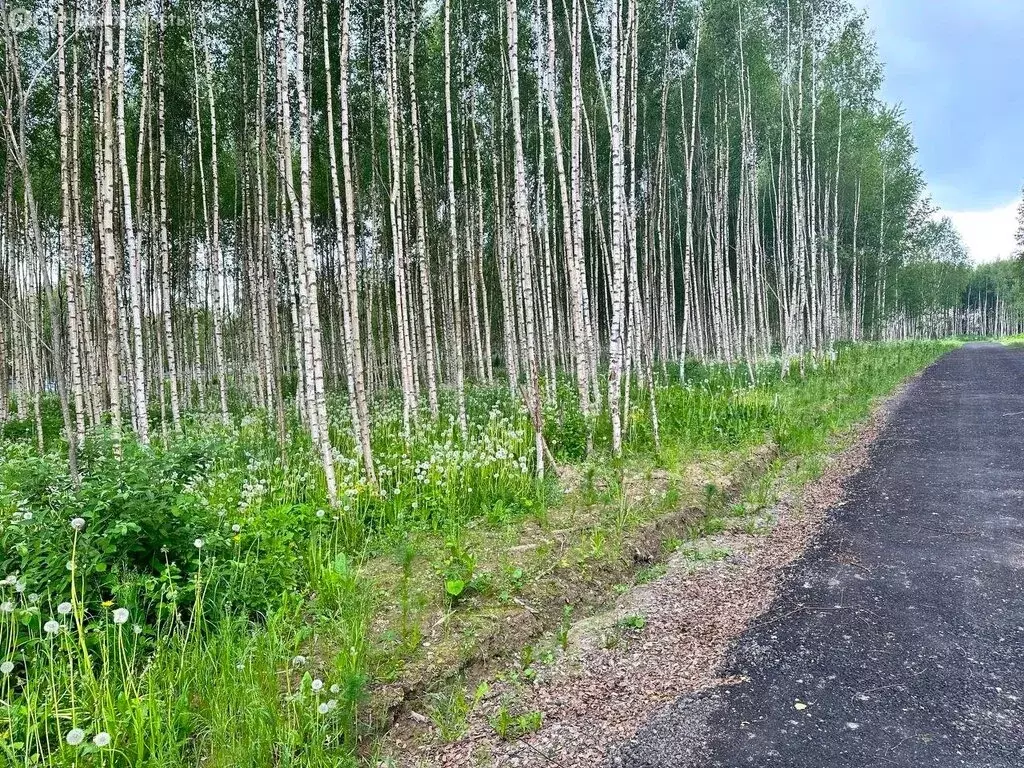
[0,341,956,766]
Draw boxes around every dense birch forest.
[1,0,1018,478]
[0,0,1021,764]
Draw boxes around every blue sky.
[853,0,1024,262]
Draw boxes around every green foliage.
[490,703,543,741]
[428,681,489,743]
[557,605,574,651]
[0,392,543,766]
[543,376,589,461]
[635,563,667,585]
[617,614,647,631]
[435,538,480,603]
[0,341,954,765]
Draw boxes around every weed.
[635,563,667,584]
[490,703,544,741]
[663,537,684,553]
[428,681,489,742]
[703,483,727,514]
[557,605,574,650]
[680,546,731,563]
[519,645,536,680]
[659,485,681,511]
[436,538,479,604]
[699,516,727,536]
[588,529,609,559]
[617,614,647,631]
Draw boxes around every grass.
[0,340,957,765]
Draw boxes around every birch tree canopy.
[0,0,1018,474]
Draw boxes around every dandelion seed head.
[317,702,330,714]
[326,698,337,711]
[112,608,129,625]
[93,732,111,747]
[291,655,306,667]
[0,602,13,613]
[193,539,204,550]
[57,602,73,616]
[132,624,143,635]
[311,678,323,691]
[70,517,86,532]
[0,661,13,675]
[65,728,85,746]
[22,511,32,521]
[330,683,340,694]
[231,524,241,533]
[43,620,60,634]
[27,593,39,604]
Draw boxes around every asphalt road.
[614,343,1024,768]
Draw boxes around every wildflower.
[194,539,204,550]
[231,524,241,533]
[311,678,323,692]
[0,661,13,675]
[101,600,114,608]
[292,655,306,667]
[22,511,32,521]
[43,620,60,634]
[330,683,340,694]
[93,732,111,747]
[27,594,39,604]
[132,624,143,635]
[316,509,325,519]
[326,699,338,711]
[0,602,13,613]
[112,608,130,625]
[65,728,85,746]
[317,702,330,714]
[70,517,86,532]
[57,602,73,616]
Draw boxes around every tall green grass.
[0,341,953,765]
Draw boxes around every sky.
[852,0,1024,263]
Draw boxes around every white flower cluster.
[64,727,112,748]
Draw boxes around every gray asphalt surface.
[613,343,1024,768]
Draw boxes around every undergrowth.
[0,341,954,765]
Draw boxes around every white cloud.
[940,201,1019,264]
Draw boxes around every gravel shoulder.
[616,343,1024,767]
